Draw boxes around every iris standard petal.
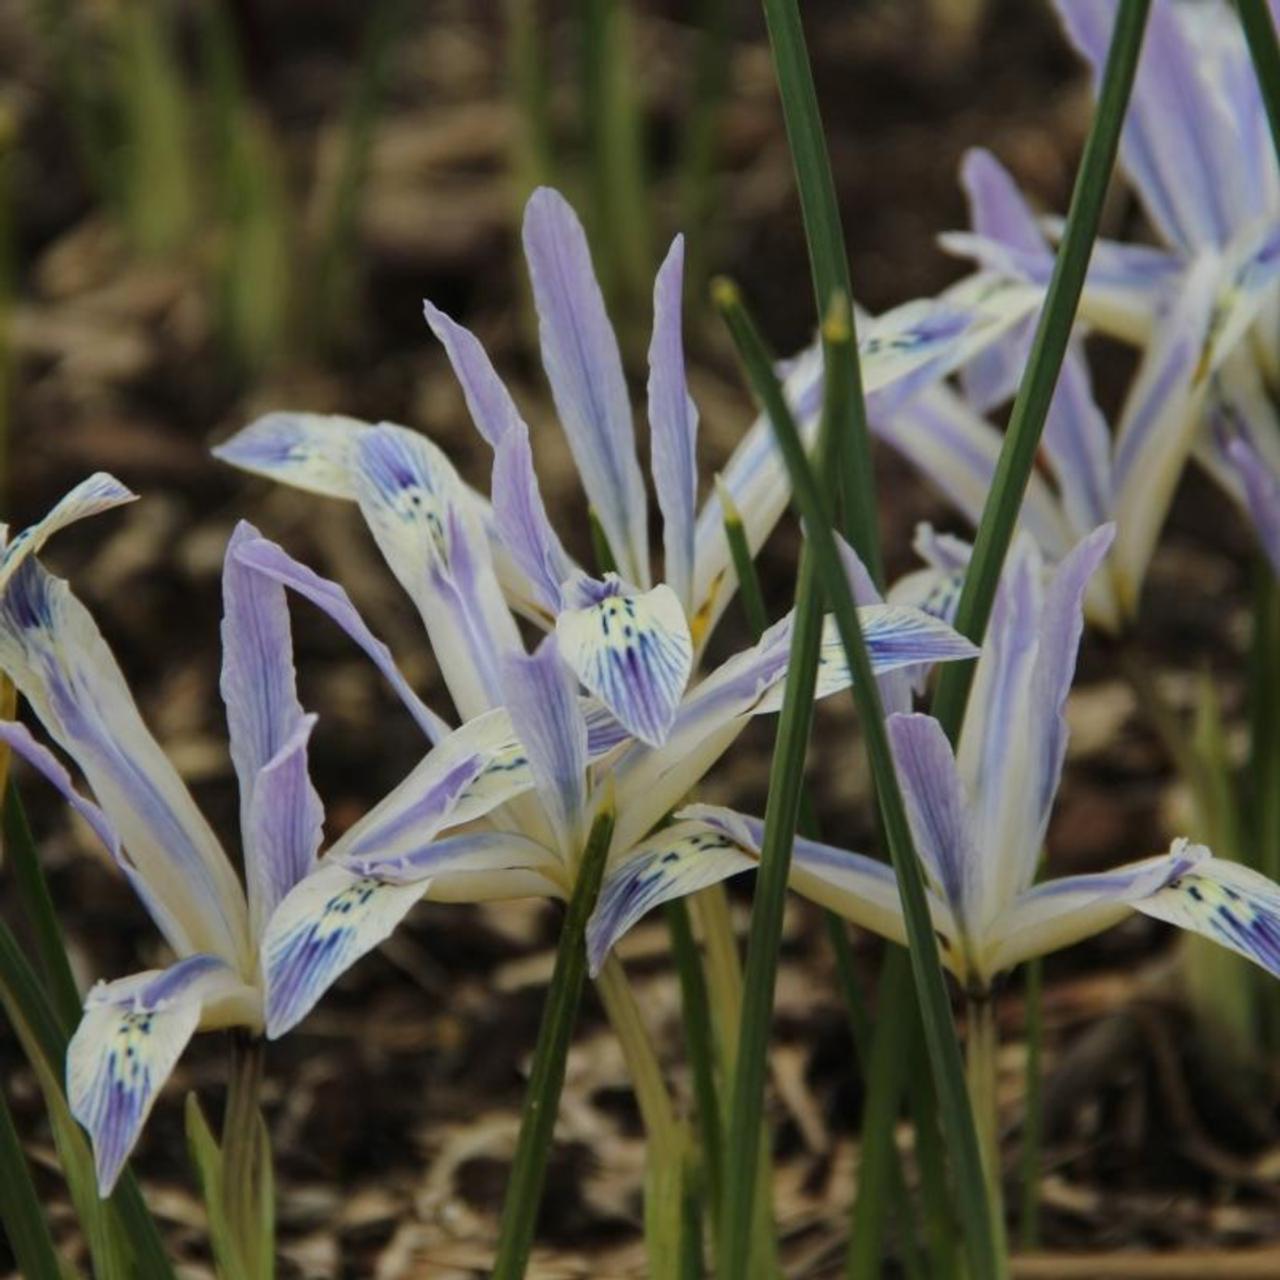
[523,187,650,587]
[555,576,693,748]
[648,234,698,614]
[68,955,257,1194]
[503,634,587,857]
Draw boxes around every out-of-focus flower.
[918,0,1280,621]
[590,525,1280,991]
[0,482,534,1193]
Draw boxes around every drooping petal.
[1053,0,1254,251]
[986,841,1209,978]
[211,411,366,499]
[555,576,692,747]
[0,474,136,592]
[648,235,698,614]
[1228,435,1280,577]
[231,533,450,744]
[68,955,257,1193]
[503,635,587,857]
[220,522,323,934]
[0,559,249,965]
[887,713,977,919]
[259,864,429,1038]
[1131,852,1280,979]
[353,424,521,718]
[522,187,650,586]
[586,820,757,975]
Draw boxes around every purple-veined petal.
[648,235,698,614]
[887,713,976,921]
[555,576,692,748]
[836,538,912,715]
[0,474,136,593]
[1228,435,1280,577]
[491,424,576,617]
[353,425,521,718]
[211,411,367,499]
[503,635,587,857]
[1131,852,1280,979]
[1110,253,1221,615]
[685,804,959,965]
[522,187,650,586]
[0,559,249,966]
[221,522,323,934]
[586,820,756,976]
[0,721,195,956]
[985,840,1208,978]
[231,534,450,744]
[1054,0,1252,251]
[260,865,428,1037]
[68,955,257,1194]
[422,299,526,448]
[353,829,564,897]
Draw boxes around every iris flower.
[0,480,536,1192]
[901,0,1280,625]
[215,186,1037,723]
[589,525,1280,991]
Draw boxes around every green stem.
[717,285,1004,1279]
[931,0,1151,739]
[0,1080,64,1280]
[964,993,1005,1257]
[492,804,616,1280]
[1238,0,1280,168]
[222,1033,266,1278]
[1019,959,1043,1251]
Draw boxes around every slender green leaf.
[0,1082,66,1280]
[506,0,556,200]
[716,285,1004,1278]
[492,803,617,1279]
[185,1094,249,1280]
[1019,958,1043,1251]
[679,0,731,290]
[931,0,1151,740]
[1239,0,1280,166]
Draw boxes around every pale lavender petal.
[212,411,366,499]
[0,559,248,965]
[351,829,562,896]
[555,576,692,747]
[986,840,1207,977]
[491,424,576,616]
[0,474,136,593]
[68,955,255,1193]
[353,425,521,718]
[231,534,449,745]
[522,187,650,586]
[648,235,698,613]
[1228,436,1280,577]
[503,635,587,856]
[586,820,755,975]
[422,299,526,447]
[1054,0,1251,250]
[887,713,976,917]
[836,536,912,716]
[1133,851,1280,979]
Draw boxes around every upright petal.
[555,576,692,748]
[221,522,323,934]
[0,474,136,592]
[984,841,1206,979]
[353,425,521,719]
[0,559,248,965]
[648,235,698,613]
[503,635,587,858]
[522,187,650,586]
[1228,436,1280,577]
[1054,0,1254,250]
[231,533,450,744]
[68,955,257,1193]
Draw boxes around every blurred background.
[1,1,1272,1275]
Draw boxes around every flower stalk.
[221,1032,269,1279]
